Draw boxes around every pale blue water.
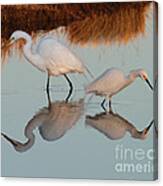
[1,13,157,180]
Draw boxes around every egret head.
[1,132,34,152]
[138,69,148,80]
[131,120,154,140]
[138,69,153,90]
[131,129,148,140]
[7,30,30,46]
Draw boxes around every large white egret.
[1,98,84,152]
[7,30,93,96]
[86,68,153,110]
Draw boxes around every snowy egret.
[1,98,84,152]
[86,111,154,140]
[85,68,153,110]
[7,30,93,95]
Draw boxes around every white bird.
[86,111,154,140]
[7,30,93,96]
[1,99,84,152]
[85,68,153,110]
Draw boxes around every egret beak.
[1,133,18,147]
[143,120,154,135]
[145,78,153,91]
[5,38,14,48]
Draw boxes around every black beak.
[144,120,154,134]
[1,133,18,147]
[145,79,153,91]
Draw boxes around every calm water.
[1,16,157,180]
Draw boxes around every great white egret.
[86,111,154,140]
[7,30,93,96]
[85,68,153,110]
[1,98,84,152]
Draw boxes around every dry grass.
[66,3,150,45]
[1,2,153,62]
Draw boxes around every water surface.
[1,18,156,180]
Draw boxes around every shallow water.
[1,18,157,180]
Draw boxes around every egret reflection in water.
[1,98,84,152]
[86,110,154,140]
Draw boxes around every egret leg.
[109,100,112,109]
[46,75,51,107]
[101,99,106,111]
[64,74,73,102]
[46,89,51,109]
[46,75,50,93]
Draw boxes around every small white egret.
[85,68,153,110]
[7,30,93,96]
[86,111,154,140]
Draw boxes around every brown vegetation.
[1,2,152,60]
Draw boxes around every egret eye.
[9,36,15,41]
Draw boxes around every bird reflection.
[1,98,84,152]
[86,110,154,140]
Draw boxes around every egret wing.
[87,68,126,95]
[36,36,84,74]
[86,113,127,139]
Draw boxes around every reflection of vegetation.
[86,110,154,140]
[2,2,152,59]
[1,99,84,152]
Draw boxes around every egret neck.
[126,70,142,85]
[22,33,45,72]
